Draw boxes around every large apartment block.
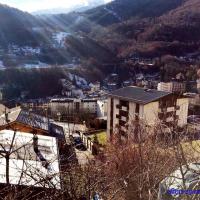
[107,86,189,140]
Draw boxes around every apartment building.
[107,86,189,140]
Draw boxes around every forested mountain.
[84,0,184,26]
[82,0,200,57]
[0,4,44,46]
[1,0,200,60]
[1,0,200,100]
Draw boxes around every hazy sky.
[0,0,112,12]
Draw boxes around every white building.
[107,86,189,141]
[158,81,186,94]
[97,100,108,118]
[0,130,60,188]
[197,79,200,94]
[89,82,101,92]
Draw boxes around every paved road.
[54,122,93,164]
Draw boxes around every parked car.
[70,133,87,151]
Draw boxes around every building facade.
[50,98,97,117]
[197,79,200,94]
[158,81,186,94]
[107,86,189,141]
[0,129,60,188]
[97,100,108,118]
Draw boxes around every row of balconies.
[158,105,180,113]
[158,112,179,121]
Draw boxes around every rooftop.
[109,86,171,104]
[0,130,60,188]
[0,108,65,139]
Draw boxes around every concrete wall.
[129,102,136,122]
[143,102,159,125]
[50,100,97,115]
[107,96,189,140]
[113,98,119,133]
[177,98,189,127]
[107,97,111,140]
[97,100,107,118]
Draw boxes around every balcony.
[116,104,121,109]
[119,110,128,117]
[119,120,126,127]
[158,111,176,120]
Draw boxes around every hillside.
[141,0,200,42]
[0,4,44,46]
[83,0,200,58]
[1,0,200,65]
[84,0,184,26]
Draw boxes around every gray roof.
[0,108,65,139]
[109,86,171,104]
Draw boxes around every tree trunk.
[5,154,9,185]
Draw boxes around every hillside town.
[0,65,199,199]
[1,0,200,199]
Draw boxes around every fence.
[80,132,94,153]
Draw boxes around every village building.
[197,79,200,94]
[0,129,60,188]
[21,99,49,111]
[0,108,68,190]
[0,108,65,139]
[50,98,98,120]
[157,81,186,94]
[97,99,107,118]
[89,81,101,93]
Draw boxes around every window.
[120,100,129,108]
[135,104,140,120]
[75,102,80,112]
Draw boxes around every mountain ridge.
[0,0,200,62]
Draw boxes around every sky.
[0,0,112,12]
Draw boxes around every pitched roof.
[0,130,60,188]
[0,108,65,139]
[109,86,171,104]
